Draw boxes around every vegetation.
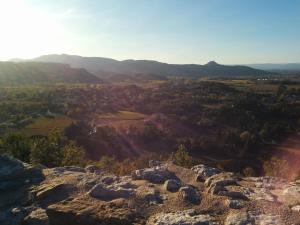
[1,78,300,178]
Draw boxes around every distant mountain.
[246,63,300,74]
[0,62,101,85]
[32,54,271,77]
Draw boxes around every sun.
[0,0,67,60]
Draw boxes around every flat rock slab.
[147,209,214,225]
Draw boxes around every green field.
[17,115,74,136]
[97,111,147,120]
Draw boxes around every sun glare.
[0,1,67,60]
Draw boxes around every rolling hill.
[246,63,300,74]
[0,61,101,85]
[32,54,271,77]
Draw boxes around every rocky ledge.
[1,155,300,225]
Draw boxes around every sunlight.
[0,0,67,60]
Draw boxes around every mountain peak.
[205,61,219,66]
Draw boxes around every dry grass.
[18,115,74,136]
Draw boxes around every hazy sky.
[0,0,299,64]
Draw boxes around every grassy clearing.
[98,111,147,120]
[18,115,74,136]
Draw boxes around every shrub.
[243,167,257,177]
[0,133,31,162]
[263,157,288,177]
[173,144,192,168]
[61,141,86,167]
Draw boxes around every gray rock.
[132,166,174,184]
[147,209,213,225]
[225,212,254,225]
[192,164,221,182]
[23,208,49,225]
[226,199,245,209]
[178,186,200,204]
[205,172,238,195]
[89,183,135,200]
[164,179,181,192]
[0,155,25,180]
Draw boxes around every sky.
[0,0,299,64]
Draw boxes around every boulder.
[0,155,44,211]
[225,212,254,225]
[131,166,174,184]
[147,209,213,225]
[89,183,135,200]
[226,199,245,209]
[178,186,200,204]
[191,164,221,182]
[163,179,181,192]
[205,172,238,195]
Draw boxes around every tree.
[30,138,63,167]
[61,141,86,167]
[0,133,31,162]
[173,144,192,168]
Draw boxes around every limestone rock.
[89,183,135,200]
[131,165,174,184]
[225,212,254,225]
[147,209,213,225]
[192,164,221,182]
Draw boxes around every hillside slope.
[2,155,300,225]
[0,61,101,85]
[33,54,271,77]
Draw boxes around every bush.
[0,133,31,162]
[263,157,288,177]
[173,144,192,168]
[61,141,86,167]
[30,138,63,167]
[243,167,257,177]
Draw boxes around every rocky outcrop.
[191,164,221,182]
[0,155,44,225]
[131,165,175,184]
[147,209,213,225]
[2,156,300,225]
